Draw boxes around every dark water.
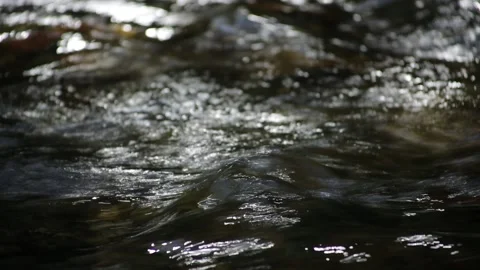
[1,0,480,269]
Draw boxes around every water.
[0,0,479,269]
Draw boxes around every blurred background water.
[0,0,480,269]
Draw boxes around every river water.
[1,0,479,269]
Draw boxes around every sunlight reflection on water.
[0,0,480,269]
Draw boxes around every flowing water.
[1,0,480,269]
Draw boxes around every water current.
[1,0,480,269]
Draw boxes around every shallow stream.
[1,0,480,269]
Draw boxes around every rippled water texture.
[1,0,480,269]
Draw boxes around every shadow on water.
[1,0,480,269]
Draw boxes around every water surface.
[1,0,480,269]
